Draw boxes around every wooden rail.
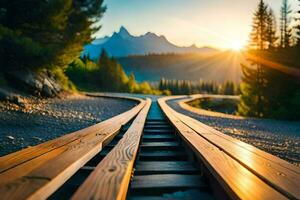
[158,96,300,200]
[0,95,147,200]
[0,94,299,200]
[179,95,299,172]
[71,98,151,200]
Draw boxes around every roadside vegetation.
[188,98,239,115]
[0,0,105,95]
[66,50,165,95]
[239,0,300,120]
[159,78,239,95]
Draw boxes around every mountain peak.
[84,27,219,58]
[145,32,156,36]
[118,26,131,38]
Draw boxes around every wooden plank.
[0,104,143,183]
[140,141,180,147]
[0,95,146,200]
[158,96,288,200]
[142,135,174,139]
[143,129,173,134]
[146,120,167,123]
[71,99,151,200]
[130,174,206,189]
[180,95,300,172]
[176,96,300,199]
[144,124,171,128]
[135,161,200,174]
[139,150,185,157]
[0,120,114,173]
[140,142,182,151]
[139,151,187,161]
[0,95,142,173]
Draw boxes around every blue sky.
[95,0,299,49]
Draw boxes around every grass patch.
[188,97,239,115]
[52,68,77,92]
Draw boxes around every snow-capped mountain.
[83,26,217,58]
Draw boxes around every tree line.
[67,50,163,94]
[239,0,300,120]
[159,78,239,95]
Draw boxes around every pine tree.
[239,0,270,117]
[98,49,128,92]
[127,73,138,93]
[0,0,106,72]
[249,0,269,50]
[280,0,292,48]
[159,78,166,91]
[223,81,235,95]
[266,9,278,48]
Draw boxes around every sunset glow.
[98,0,298,50]
[230,41,245,51]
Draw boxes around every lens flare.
[230,41,245,51]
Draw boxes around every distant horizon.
[96,0,299,50]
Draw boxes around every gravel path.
[0,94,137,156]
[167,98,300,166]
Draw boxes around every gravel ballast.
[0,94,137,156]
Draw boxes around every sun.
[230,41,245,51]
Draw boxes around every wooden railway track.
[0,95,299,200]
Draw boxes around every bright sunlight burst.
[230,41,245,51]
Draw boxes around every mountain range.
[83,26,217,58]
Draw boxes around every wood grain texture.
[158,96,289,200]
[177,95,300,199]
[0,95,141,173]
[180,94,299,172]
[0,95,142,173]
[0,95,146,200]
[71,99,151,200]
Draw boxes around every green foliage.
[189,98,239,115]
[159,78,239,95]
[126,73,139,93]
[52,67,76,92]
[223,81,236,95]
[239,0,300,120]
[238,61,266,117]
[249,0,269,50]
[65,58,98,91]
[267,9,278,48]
[66,50,160,94]
[97,50,129,92]
[0,0,106,72]
[280,0,293,48]
[0,25,47,71]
